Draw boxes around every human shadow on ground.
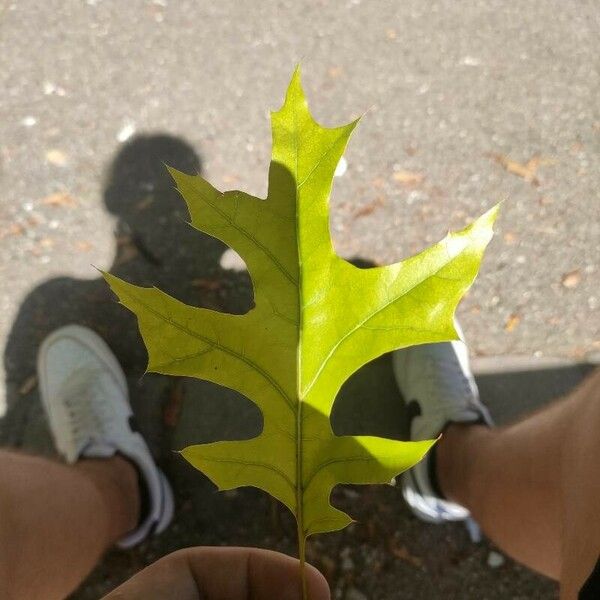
[1,133,258,457]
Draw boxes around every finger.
[102,546,330,600]
[101,549,199,600]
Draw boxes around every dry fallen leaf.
[561,269,581,289]
[75,240,92,252]
[42,192,77,208]
[504,313,521,332]
[163,379,184,428]
[489,153,552,186]
[353,197,384,218]
[19,374,38,395]
[393,170,424,186]
[0,222,25,239]
[45,149,68,167]
[388,538,423,568]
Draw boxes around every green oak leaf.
[104,67,497,563]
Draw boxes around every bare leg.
[437,369,600,599]
[0,451,139,600]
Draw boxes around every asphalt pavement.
[0,1,598,598]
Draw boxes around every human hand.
[102,546,330,600]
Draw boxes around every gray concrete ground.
[1,1,599,598]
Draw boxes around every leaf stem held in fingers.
[297,526,308,600]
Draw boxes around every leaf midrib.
[200,455,295,493]
[293,95,305,535]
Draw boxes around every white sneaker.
[392,323,492,524]
[37,324,174,548]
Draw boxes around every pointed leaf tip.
[279,65,308,114]
[482,202,501,226]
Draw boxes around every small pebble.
[46,149,68,167]
[461,55,481,66]
[117,122,136,143]
[487,550,505,568]
[43,82,66,96]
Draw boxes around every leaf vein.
[117,285,295,412]
[206,192,298,286]
[304,454,377,489]
[303,246,471,396]
[296,130,348,190]
[201,456,295,492]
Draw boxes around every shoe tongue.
[81,439,117,459]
